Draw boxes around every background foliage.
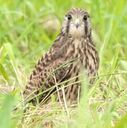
[0,0,127,128]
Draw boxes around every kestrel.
[23,8,99,106]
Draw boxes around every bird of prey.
[23,8,99,106]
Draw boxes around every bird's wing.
[23,35,72,103]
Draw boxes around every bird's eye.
[67,15,72,20]
[83,15,87,21]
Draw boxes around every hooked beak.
[76,24,80,28]
[75,19,80,28]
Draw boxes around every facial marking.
[62,8,91,38]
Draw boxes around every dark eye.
[83,15,87,21]
[67,15,72,20]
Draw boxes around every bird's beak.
[75,19,80,28]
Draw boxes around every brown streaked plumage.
[23,8,99,105]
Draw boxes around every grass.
[0,0,127,127]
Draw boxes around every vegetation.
[0,0,127,127]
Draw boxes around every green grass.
[0,0,127,127]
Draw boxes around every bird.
[23,8,99,106]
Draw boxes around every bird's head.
[62,8,91,39]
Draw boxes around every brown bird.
[23,8,99,106]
